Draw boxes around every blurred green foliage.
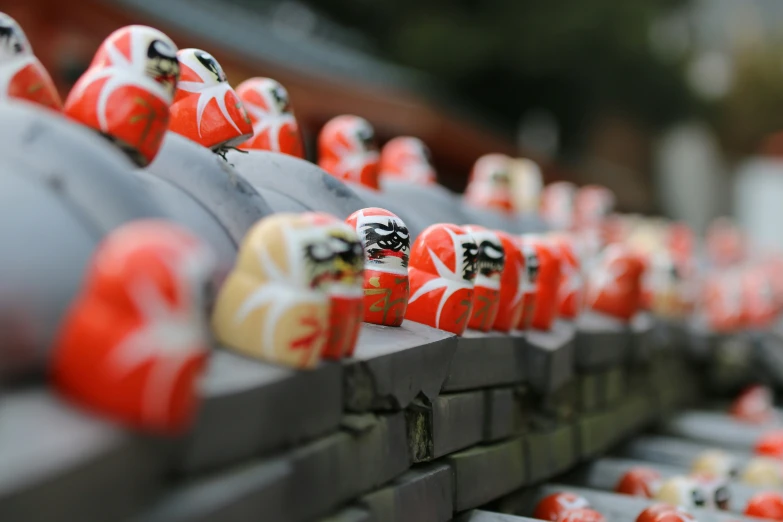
[307,0,697,153]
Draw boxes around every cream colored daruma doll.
[346,208,411,326]
[211,213,332,369]
[303,212,365,359]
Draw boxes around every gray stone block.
[524,485,760,522]
[442,330,526,392]
[148,133,273,245]
[286,412,409,522]
[484,388,518,442]
[578,373,602,412]
[577,408,621,459]
[360,463,453,522]
[447,438,528,511]
[0,389,167,522]
[406,391,484,462]
[615,392,653,435]
[574,313,629,370]
[456,510,540,522]
[706,333,755,394]
[603,366,627,408]
[525,424,578,483]
[321,507,375,522]
[344,322,457,412]
[178,351,342,474]
[526,320,575,395]
[629,313,655,366]
[132,458,290,522]
[660,410,768,450]
[226,149,366,219]
[616,434,754,469]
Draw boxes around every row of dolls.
[524,385,783,522]
[0,15,775,438]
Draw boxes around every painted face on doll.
[346,208,410,327]
[53,221,215,434]
[0,13,29,60]
[356,213,411,273]
[303,213,364,358]
[168,48,253,151]
[464,225,505,331]
[318,115,380,189]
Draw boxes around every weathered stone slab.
[574,313,629,370]
[629,313,655,366]
[0,389,167,522]
[616,434,755,469]
[660,410,770,450]
[456,511,539,522]
[525,424,578,483]
[360,463,453,522]
[225,149,365,219]
[320,507,375,522]
[442,330,526,392]
[603,366,627,407]
[447,438,527,511]
[132,458,290,522]
[578,372,602,412]
[344,322,457,412]
[287,412,410,521]
[178,351,342,474]
[484,388,518,442]
[406,391,484,462]
[526,321,575,395]
[577,408,622,459]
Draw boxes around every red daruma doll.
[516,235,541,330]
[168,48,253,153]
[615,467,663,498]
[637,504,697,522]
[52,221,216,434]
[303,213,365,358]
[585,244,645,322]
[405,224,478,335]
[464,225,505,331]
[551,233,583,319]
[492,230,526,332]
[64,25,180,166]
[464,153,515,214]
[528,236,564,331]
[346,208,411,326]
[379,136,437,186]
[319,115,380,190]
[0,12,61,110]
[236,77,305,158]
[534,492,606,522]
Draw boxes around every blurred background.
[6,0,783,247]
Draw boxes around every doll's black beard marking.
[462,242,479,282]
[477,240,505,277]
